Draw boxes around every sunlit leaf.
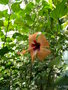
[0,10,8,18]
[50,0,68,19]
[25,2,34,14]
[11,2,21,12]
[0,0,9,4]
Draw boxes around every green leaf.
[0,0,9,4]
[31,13,36,21]
[10,13,17,19]
[0,77,3,81]
[0,30,4,38]
[36,0,40,3]
[0,20,3,26]
[39,1,51,16]
[25,2,34,14]
[11,2,21,12]
[25,15,33,25]
[55,76,68,86]
[6,37,12,42]
[42,0,51,9]
[0,10,8,18]
[21,28,29,33]
[0,11,4,18]
[49,56,61,67]
[5,62,13,69]
[1,34,5,41]
[14,17,23,26]
[0,46,9,57]
[50,0,68,19]
[12,32,28,41]
[48,0,52,4]
[4,20,8,26]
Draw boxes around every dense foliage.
[0,0,68,90]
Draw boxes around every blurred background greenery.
[0,0,68,90]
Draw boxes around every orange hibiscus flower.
[18,32,51,62]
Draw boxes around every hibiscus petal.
[29,32,38,44]
[37,48,51,60]
[37,34,49,48]
[30,49,37,62]
[29,32,39,50]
